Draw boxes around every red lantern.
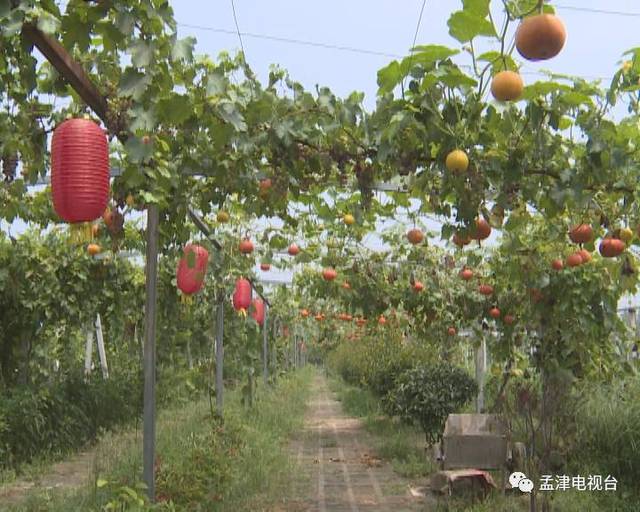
[233,278,252,311]
[51,118,110,222]
[176,244,209,295]
[251,298,265,326]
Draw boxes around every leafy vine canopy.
[1,0,640,248]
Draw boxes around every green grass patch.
[2,367,313,512]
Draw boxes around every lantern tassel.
[180,294,194,306]
[238,308,248,318]
[69,222,93,245]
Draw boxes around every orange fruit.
[445,149,469,173]
[87,243,101,256]
[407,228,425,245]
[515,14,567,61]
[491,71,524,101]
[569,224,593,244]
[577,249,592,263]
[471,218,492,241]
[239,239,254,254]
[566,253,583,267]
[343,214,356,225]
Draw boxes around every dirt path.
[286,374,430,512]
[0,448,97,506]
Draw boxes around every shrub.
[0,371,143,470]
[384,363,477,445]
[327,334,435,397]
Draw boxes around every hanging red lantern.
[251,298,265,326]
[233,278,252,311]
[176,244,209,295]
[51,118,110,223]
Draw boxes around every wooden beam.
[22,23,109,125]
[187,206,223,250]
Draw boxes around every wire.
[403,0,429,89]
[554,3,640,17]
[178,22,403,59]
[229,0,246,58]
[411,0,429,52]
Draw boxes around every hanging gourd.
[233,278,252,311]
[251,298,265,326]
[51,118,110,224]
[176,244,209,297]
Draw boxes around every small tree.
[385,363,477,446]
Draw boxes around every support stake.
[263,303,269,387]
[95,314,109,379]
[143,204,159,501]
[215,300,224,416]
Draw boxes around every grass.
[1,367,314,512]
[328,376,436,479]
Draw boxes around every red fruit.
[239,238,254,254]
[413,281,424,292]
[251,298,265,326]
[288,243,300,256]
[378,315,386,325]
[569,224,593,244]
[566,252,583,267]
[471,218,491,241]
[504,314,515,325]
[578,249,592,263]
[478,284,494,296]
[259,178,272,191]
[315,314,323,322]
[447,327,457,336]
[489,307,501,319]
[452,232,471,247]
[342,282,351,290]
[551,259,564,271]
[301,309,309,318]
[322,268,337,281]
[460,268,474,281]
[407,228,425,245]
[599,238,626,258]
[260,262,271,271]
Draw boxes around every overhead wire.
[402,0,429,90]
[553,3,640,17]
[229,0,246,58]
